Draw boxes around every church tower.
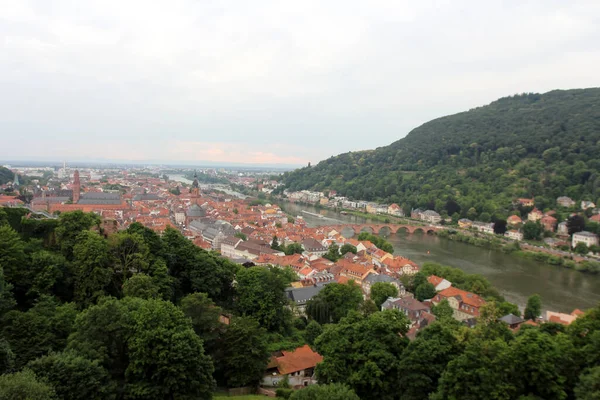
[72,170,81,203]
[191,170,200,198]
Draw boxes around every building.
[557,221,569,236]
[472,221,494,234]
[572,231,599,248]
[362,272,405,296]
[517,198,535,207]
[507,215,522,226]
[458,218,473,229]
[433,287,486,321]
[285,284,329,314]
[527,208,543,222]
[498,314,525,330]
[410,208,424,220]
[541,215,557,232]
[427,275,452,291]
[420,210,441,224]
[382,297,430,326]
[301,238,328,258]
[505,230,523,241]
[388,203,404,216]
[262,345,323,387]
[557,196,575,208]
[581,201,596,210]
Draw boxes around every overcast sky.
[1,0,599,166]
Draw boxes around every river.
[168,174,248,199]
[281,202,600,313]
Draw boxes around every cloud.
[1,0,599,165]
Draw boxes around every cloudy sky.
[1,0,599,166]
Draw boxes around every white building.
[421,210,441,224]
[505,230,523,241]
[572,231,599,248]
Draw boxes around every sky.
[1,1,600,167]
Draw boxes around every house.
[382,297,430,326]
[545,309,583,325]
[527,208,543,222]
[433,287,486,321]
[517,198,535,207]
[285,284,329,314]
[301,238,328,258]
[458,218,473,229]
[262,345,323,387]
[410,208,424,220]
[427,275,452,291]
[507,215,522,226]
[388,203,404,217]
[581,201,596,210]
[505,230,523,241]
[362,272,405,296]
[572,231,599,248]
[220,236,243,258]
[590,214,600,223]
[557,196,575,208]
[541,215,557,232]
[498,314,525,330]
[421,210,441,224]
[557,221,569,236]
[472,221,494,234]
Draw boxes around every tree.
[215,316,269,388]
[271,235,281,250]
[289,383,360,400]
[0,369,57,400]
[339,243,357,255]
[109,232,150,283]
[415,282,436,301]
[27,350,115,400]
[523,221,542,241]
[234,232,247,241]
[315,310,410,400]
[0,265,16,318]
[235,267,289,331]
[323,244,340,262]
[574,242,589,255]
[0,338,15,375]
[306,282,363,324]
[55,211,101,259]
[567,215,586,235]
[524,294,542,320]
[0,225,27,305]
[180,292,224,356]
[431,299,454,320]
[284,243,304,255]
[370,282,398,308]
[67,297,215,399]
[71,231,113,306]
[304,320,323,345]
[494,219,508,235]
[122,274,160,299]
[575,366,600,400]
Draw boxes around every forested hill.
[0,167,14,185]
[283,88,600,219]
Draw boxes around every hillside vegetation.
[0,167,14,186]
[283,89,600,219]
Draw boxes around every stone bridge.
[321,223,441,235]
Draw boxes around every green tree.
[315,310,410,400]
[574,242,589,255]
[215,316,270,388]
[0,265,16,317]
[304,320,323,346]
[340,243,358,255]
[67,297,215,399]
[306,282,363,324]
[524,294,542,320]
[235,266,289,331]
[0,369,57,400]
[0,225,27,304]
[284,243,304,255]
[234,232,247,241]
[109,232,150,283]
[55,211,101,259]
[0,338,15,375]
[431,299,454,320]
[575,366,600,400]
[323,244,340,262]
[415,282,436,301]
[567,215,586,235]
[27,350,115,400]
[523,221,542,241]
[289,383,360,400]
[122,274,159,299]
[271,235,281,250]
[71,230,113,306]
[180,292,224,357]
[370,282,398,308]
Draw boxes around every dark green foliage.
[431,299,454,320]
[304,320,323,346]
[27,350,115,400]
[306,282,363,324]
[356,232,394,253]
[415,282,436,301]
[55,211,101,259]
[289,383,360,400]
[234,266,289,331]
[322,244,340,261]
[568,215,586,235]
[0,167,15,186]
[122,274,159,299]
[339,243,357,255]
[284,242,304,255]
[524,294,542,320]
[180,292,224,357]
[282,89,600,220]
[575,366,600,400]
[0,338,15,374]
[71,231,114,306]
[214,316,270,388]
[315,310,410,400]
[0,369,57,399]
[370,282,398,308]
[421,262,503,300]
[276,388,294,398]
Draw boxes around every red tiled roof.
[427,275,444,287]
[438,287,485,308]
[275,345,323,375]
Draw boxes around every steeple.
[191,170,200,198]
[12,173,19,187]
[72,170,81,203]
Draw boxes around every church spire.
[72,170,81,203]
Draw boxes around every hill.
[0,167,15,186]
[282,88,600,220]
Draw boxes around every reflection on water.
[282,202,600,312]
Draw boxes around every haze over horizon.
[1,0,600,166]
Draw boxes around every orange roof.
[438,287,485,308]
[275,345,323,375]
[427,275,444,287]
[571,309,585,316]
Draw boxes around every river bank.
[279,201,600,312]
